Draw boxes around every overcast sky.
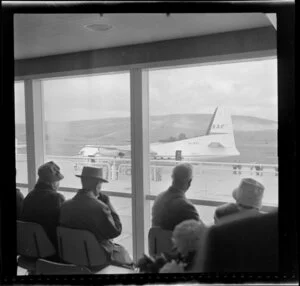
[15,58,277,123]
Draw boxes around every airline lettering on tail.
[212,124,224,129]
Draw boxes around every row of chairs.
[17,220,173,275]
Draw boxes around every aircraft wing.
[101,145,131,151]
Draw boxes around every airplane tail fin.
[204,107,239,156]
[206,107,234,135]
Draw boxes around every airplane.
[78,107,240,161]
[78,144,130,158]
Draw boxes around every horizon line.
[15,113,278,124]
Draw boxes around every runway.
[16,155,278,257]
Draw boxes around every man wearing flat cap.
[22,161,65,249]
[59,166,133,266]
[214,177,265,224]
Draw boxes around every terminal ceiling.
[14,13,272,60]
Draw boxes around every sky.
[14,58,277,124]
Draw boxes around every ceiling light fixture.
[84,23,113,32]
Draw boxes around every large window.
[16,58,278,267]
[148,59,278,211]
[42,72,133,256]
[12,11,287,277]
[14,81,28,189]
[42,72,131,192]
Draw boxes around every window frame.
[15,55,278,263]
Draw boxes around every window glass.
[195,205,217,226]
[148,59,278,207]
[15,81,28,187]
[43,73,133,257]
[17,187,29,198]
[42,73,131,193]
[109,197,132,257]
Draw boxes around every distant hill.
[16,114,277,144]
[232,116,277,131]
[44,114,277,141]
[15,114,278,164]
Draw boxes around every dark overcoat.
[16,188,24,220]
[59,189,122,254]
[214,202,261,224]
[152,186,200,231]
[21,182,65,249]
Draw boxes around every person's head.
[171,163,193,192]
[172,219,206,257]
[76,166,108,197]
[37,161,64,190]
[232,178,265,210]
[80,177,103,196]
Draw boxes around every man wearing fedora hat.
[59,166,133,266]
[214,178,265,224]
[22,161,65,250]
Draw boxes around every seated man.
[59,166,132,266]
[214,178,265,224]
[22,161,65,250]
[152,163,200,231]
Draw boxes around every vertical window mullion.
[130,68,150,262]
[24,79,45,191]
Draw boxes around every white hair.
[172,219,206,255]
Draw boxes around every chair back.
[148,227,173,257]
[57,226,109,267]
[36,259,92,275]
[17,220,56,258]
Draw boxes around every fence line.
[39,154,278,168]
